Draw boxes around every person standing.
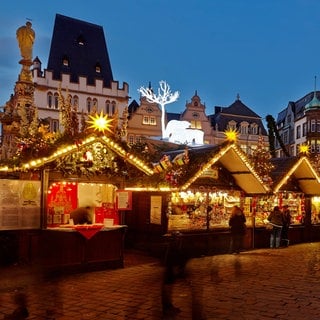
[229,206,247,254]
[282,205,291,247]
[267,206,284,248]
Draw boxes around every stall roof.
[167,142,271,194]
[271,157,320,195]
[0,136,154,176]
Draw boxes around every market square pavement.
[1,242,320,319]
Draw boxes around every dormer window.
[77,35,85,46]
[95,63,101,73]
[62,55,69,67]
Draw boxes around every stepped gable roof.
[271,157,320,195]
[47,14,113,87]
[210,99,267,135]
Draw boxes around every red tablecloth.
[73,225,103,239]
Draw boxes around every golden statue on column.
[16,21,35,81]
[16,21,35,61]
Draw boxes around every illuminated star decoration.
[86,111,114,134]
[299,144,310,155]
[224,128,239,142]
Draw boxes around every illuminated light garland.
[273,157,320,193]
[0,135,154,176]
[181,143,270,192]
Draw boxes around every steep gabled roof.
[0,136,154,176]
[209,98,267,135]
[164,142,270,194]
[271,157,320,195]
[220,99,260,118]
[47,14,113,87]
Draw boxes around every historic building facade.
[275,89,320,157]
[1,14,269,159]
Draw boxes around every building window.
[190,120,202,129]
[250,124,258,135]
[128,135,134,145]
[317,121,320,132]
[105,100,110,115]
[95,63,101,73]
[77,35,85,46]
[54,93,59,109]
[283,131,288,144]
[311,120,316,132]
[142,116,156,125]
[111,101,116,115]
[47,92,53,108]
[52,120,59,132]
[73,96,79,108]
[240,124,248,134]
[87,98,92,113]
[296,125,301,139]
[227,121,237,131]
[303,123,307,136]
[92,99,98,112]
[62,55,69,67]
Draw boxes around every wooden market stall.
[261,156,320,245]
[124,142,272,256]
[0,135,154,271]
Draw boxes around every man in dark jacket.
[268,206,284,248]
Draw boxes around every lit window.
[62,56,69,66]
[149,117,156,125]
[191,120,202,129]
[143,116,149,124]
[95,63,101,73]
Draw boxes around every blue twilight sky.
[0,0,320,121]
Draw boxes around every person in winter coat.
[229,206,247,254]
[281,205,291,247]
[267,206,284,248]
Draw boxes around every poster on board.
[116,190,132,210]
[150,195,162,225]
[0,180,41,230]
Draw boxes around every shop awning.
[272,157,320,195]
[180,143,271,194]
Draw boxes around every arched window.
[105,100,110,115]
[73,95,79,108]
[54,93,59,109]
[227,120,237,131]
[92,99,98,113]
[87,98,92,113]
[111,101,116,115]
[47,92,53,108]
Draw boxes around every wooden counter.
[39,225,127,273]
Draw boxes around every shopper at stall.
[281,205,291,247]
[70,206,93,225]
[228,205,247,254]
[267,206,284,248]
